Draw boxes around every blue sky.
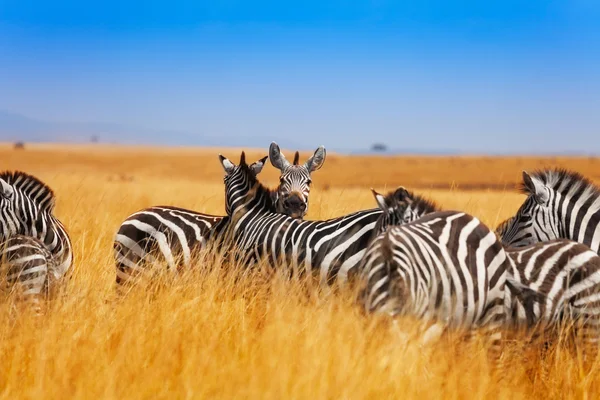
[1,0,599,152]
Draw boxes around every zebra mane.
[382,187,439,215]
[0,171,56,212]
[522,168,600,199]
[495,216,514,238]
[404,190,439,214]
[293,152,300,165]
[238,160,278,207]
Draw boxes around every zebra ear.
[392,187,410,203]
[371,188,388,211]
[305,145,326,173]
[219,154,236,175]
[269,142,291,171]
[0,178,13,199]
[522,171,549,204]
[249,156,268,176]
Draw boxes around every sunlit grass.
[0,144,599,399]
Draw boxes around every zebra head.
[501,171,560,247]
[269,142,326,219]
[371,187,413,234]
[372,186,439,233]
[219,152,274,217]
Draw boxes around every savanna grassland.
[2,143,600,399]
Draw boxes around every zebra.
[362,187,600,347]
[1,235,55,313]
[494,216,515,239]
[358,190,508,339]
[500,169,600,253]
[219,152,383,286]
[505,240,600,348]
[269,141,326,219]
[113,143,326,285]
[0,171,73,282]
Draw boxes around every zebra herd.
[2,142,600,356]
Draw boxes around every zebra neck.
[230,184,276,220]
[406,206,430,223]
[556,201,600,247]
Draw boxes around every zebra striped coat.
[504,240,600,345]
[1,235,56,312]
[359,198,508,332]
[501,169,600,253]
[362,187,600,344]
[219,152,382,286]
[0,171,72,280]
[114,143,326,284]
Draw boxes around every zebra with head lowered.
[359,188,509,340]
[360,188,600,347]
[113,143,326,285]
[218,152,382,286]
[500,168,600,252]
[0,172,73,308]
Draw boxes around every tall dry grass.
[1,143,599,399]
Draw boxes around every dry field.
[1,143,600,399]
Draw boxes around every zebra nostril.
[300,203,306,211]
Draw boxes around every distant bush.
[14,141,25,150]
[371,143,387,152]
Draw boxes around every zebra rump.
[1,235,55,312]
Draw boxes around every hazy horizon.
[1,1,599,153]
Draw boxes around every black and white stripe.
[363,187,600,346]
[219,152,382,286]
[505,240,600,346]
[501,169,600,253]
[1,235,55,312]
[494,216,515,239]
[269,142,325,219]
[358,190,508,336]
[0,171,72,281]
[113,143,326,285]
